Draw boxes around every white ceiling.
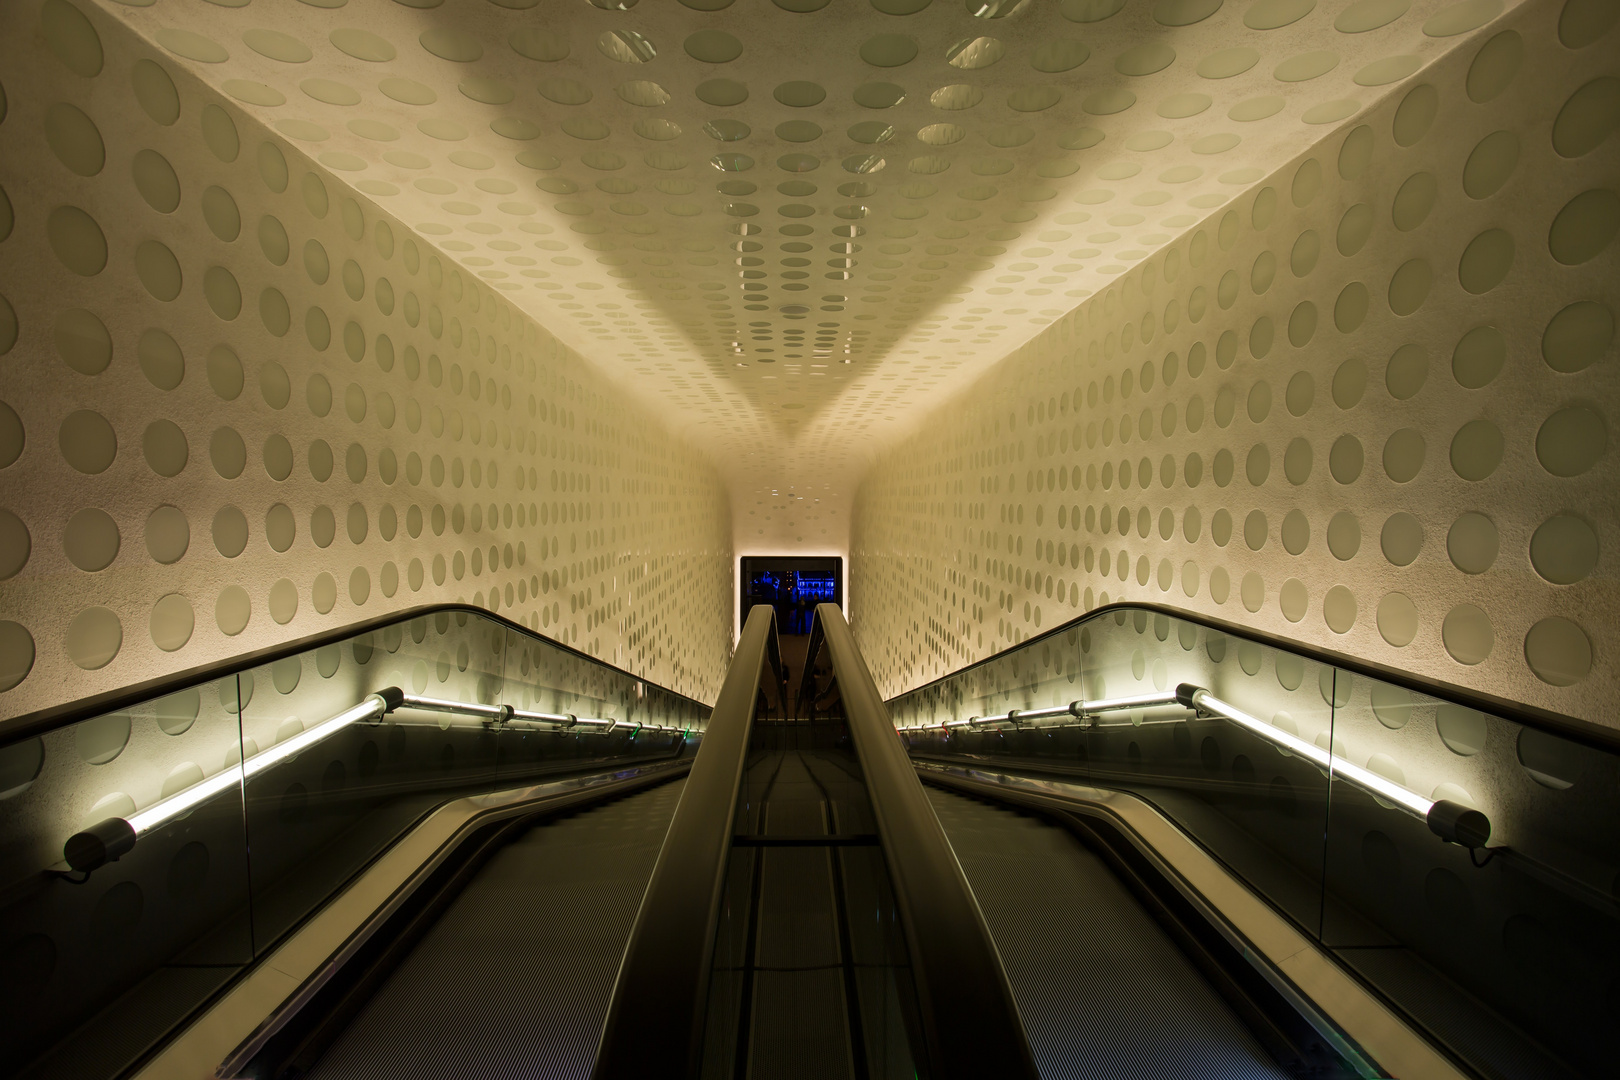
[99,0,1509,549]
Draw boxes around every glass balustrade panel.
[0,679,252,1079]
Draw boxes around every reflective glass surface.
[889,604,1620,1080]
[0,609,704,1080]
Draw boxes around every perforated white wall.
[0,1,735,721]
[850,0,1618,726]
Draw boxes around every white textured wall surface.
[0,0,735,723]
[850,0,1618,726]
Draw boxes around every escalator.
[2,600,1615,1080]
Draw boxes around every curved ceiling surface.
[95,0,1515,547]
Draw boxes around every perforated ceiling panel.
[90,0,1520,548]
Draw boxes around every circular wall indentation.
[1376,592,1419,646]
[1329,434,1364,483]
[265,503,295,552]
[1388,258,1431,315]
[42,0,104,77]
[1549,189,1620,265]
[1559,0,1620,49]
[216,586,250,635]
[313,572,337,614]
[1381,512,1424,566]
[1466,30,1522,102]
[1279,578,1308,623]
[132,149,181,213]
[66,606,122,670]
[1541,301,1612,374]
[1442,603,1493,665]
[1337,203,1373,258]
[64,508,118,571]
[1553,77,1620,158]
[59,410,116,473]
[696,78,748,107]
[54,309,111,375]
[1240,571,1265,612]
[142,420,187,478]
[47,206,107,276]
[1529,513,1599,584]
[685,29,742,63]
[0,509,30,580]
[1338,125,1373,179]
[1391,171,1436,230]
[1446,512,1498,574]
[132,59,181,124]
[1198,46,1259,79]
[149,593,194,652]
[1333,358,1367,409]
[1392,83,1437,146]
[211,506,248,558]
[1385,344,1428,399]
[331,27,396,62]
[1323,585,1356,633]
[1535,406,1606,477]
[1246,0,1316,31]
[1383,428,1425,483]
[136,240,183,301]
[1458,228,1514,293]
[1453,325,1505,388]
[210,427,247,479]
[138,329,184,390]
[45,102,104,177]
[204,267,241,320]
[145,506,189,564]
[1327,511,1360,560]
[1524,617,1591,686]
[1463,131,1519,199]
[1450,419,1503,481]
[0,403,20,469]
[1281,509,1309,554]
[0,621,35,692]
[269,578,298,624]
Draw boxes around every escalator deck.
[927,788,1292,1080]
[304,780,684,1080]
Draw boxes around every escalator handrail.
[881,600,1619,756]
[0,602,710,747]
[813,603,1040,1080]
[593,603,785,1079]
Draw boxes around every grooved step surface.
[306,779,685,1080]
[927,789,1290,1080]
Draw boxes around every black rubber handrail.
[593,603,784,1079]
[0,603,710,747]
[813,603,1040,1080]
[883,600,1620,756]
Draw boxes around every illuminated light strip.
[918,691,1184,732]
[902,681,1488,847]
[1184,687,1434,819]
[399,694,630,733]
[126,695,392,837]
[67,689,678,871]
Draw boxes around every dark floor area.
[927,788,1290,1080]
[306,779,685,1080]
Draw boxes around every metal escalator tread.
[926,789,1292,1080]
[305,780,686,1080]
